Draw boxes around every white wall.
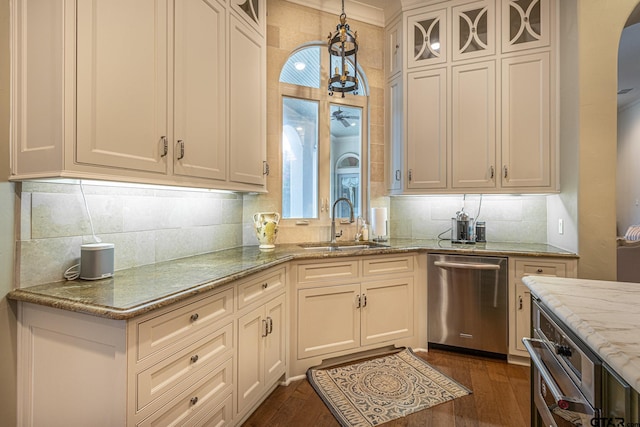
[617,99,640,233]
[17,181,243,288]
[547,0,579,254]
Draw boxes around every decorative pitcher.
[253,212,280,250]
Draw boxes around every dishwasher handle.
[434,260,501,271]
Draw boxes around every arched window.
[279,43,369,222]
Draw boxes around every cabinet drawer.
[137,358,233,427]
[515,260,567,278]
[135,322,233,412]
[363,256,414,276]
[237,268,285,310]
[135,288,234,362]
[296,260,359,284]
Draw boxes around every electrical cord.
[64,264,80,281]
[64,180,101,281]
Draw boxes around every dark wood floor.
[242,349,531,426]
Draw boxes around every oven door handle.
[523,337,572,411]
[434,261,501,270]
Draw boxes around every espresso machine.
[451,209,475,244]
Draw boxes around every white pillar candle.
[371,207,387,238]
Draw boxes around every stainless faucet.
[331,197,355,243]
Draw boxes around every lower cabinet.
[16,266,288,427]
[290,254,426,377]
[508,256,578,363]
[236,294,286,417]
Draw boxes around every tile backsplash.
[17,181,243,288]
[390,194,547,243]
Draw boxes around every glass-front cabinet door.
[501,0,550,53]
[452,0,495,61]
[406,8,447,68]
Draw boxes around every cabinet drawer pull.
[190,354,199,363]
[356,294,361,309]
[262,319,268,337]
[268,317,273,334]
[537,268,543,274]
[503,165,508,179]
[519,296,523,310]
[262,282,268,289]
[395,170,401,181]
[177,140,185,160]
[160,136,168,157]
[190,313,199,322]
[490,166,494,179]
[190,396,199,405]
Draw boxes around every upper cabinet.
[385,0,557,195]
[452,0,496,61]
[501,0,550,53]
[406,7,447,68]
[10,0,267,192]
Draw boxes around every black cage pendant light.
[327,0,359,97]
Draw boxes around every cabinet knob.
[190,396,199,406]
[262,283,268,289]
[190,313,199,322]
[190,354,199,363]
[537,268,543,274]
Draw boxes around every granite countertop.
[523,276,640,393]
[8,239,576,320]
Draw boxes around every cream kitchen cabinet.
[451,60,496,189]
[290,254,425,377]
[235,266,286,422]
[385,75,403,192]
[405,68,447,190]
[387,0,557,195]
[452,0,496,61]
[507,256,578,364]
[10,0,266,192]
[16,264,287,427]
[406,7,447,69]
[501,0,551,53]
[236,294,286,418]
[385,16,403,79]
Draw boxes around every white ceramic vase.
[253,212,280,250]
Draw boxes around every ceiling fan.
[331,108,359,127]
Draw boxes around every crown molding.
[283,0,386,27]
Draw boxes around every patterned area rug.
[307,348,471,427]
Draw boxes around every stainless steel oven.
[524,298,601,426]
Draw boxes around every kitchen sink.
[298,241,389,251]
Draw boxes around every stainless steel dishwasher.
[428,253,508,355]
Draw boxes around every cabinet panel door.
[452,0,495,61]
[229,15,266,186]
[452,61,496,189]
[264,295,286,386]
[11,0,65,175]
[236,305,264,414]
[76,0,168,173]
[406,8,447,68]
[297,284,360,359]
[174,0,227,181]
[502,0,550,53]
[514,283,531,352]
[385,19,403,78]
[386,76,403,192]
[501,52,551,188]
[406,69,447,189]
[361,277,414,346]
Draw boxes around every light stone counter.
[8,239,576,320]
[523,276,640,393]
